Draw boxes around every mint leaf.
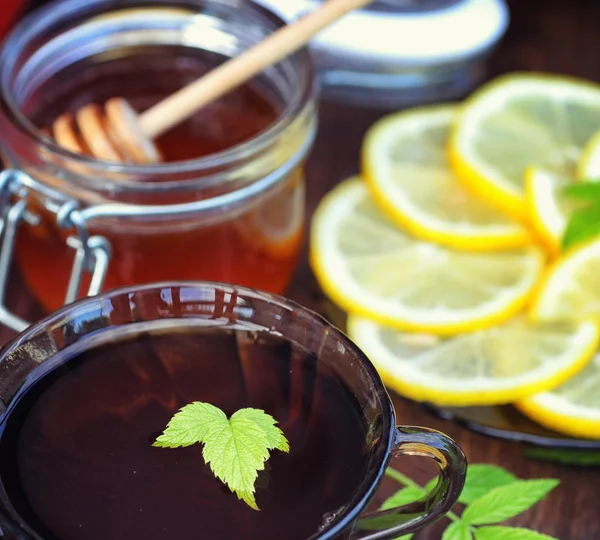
[459,465,517,505]
[377,488,418,539]
[153,402,289,510]
[153,401,216,448]
[562,182,600,201]
[381,487,423,510]
[358,512,416,535]
[474,526,557,539]
[462,479,559,525]
[442,520,473,540]
[524,447,600,466]
[561,204,600,250]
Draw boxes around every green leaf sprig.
[153,402,289,510]
[383,464,559,540]
[560,180,600,250]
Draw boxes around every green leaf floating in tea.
[153,402,290,510]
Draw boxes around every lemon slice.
[524,167,575,253]
[362,105,530,251]
[450,73,600,220]
[516,352,600,439]
[309,177,545,335]
[578,129,600,180]
[531,236,600,322]
[347,314,599,406]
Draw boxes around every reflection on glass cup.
[0,282,466,540]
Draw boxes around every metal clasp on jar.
[0,169,112,331]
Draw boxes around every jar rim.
[0,0,316,190]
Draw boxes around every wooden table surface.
[4,1,600,539]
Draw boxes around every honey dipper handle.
[138,0,373,139]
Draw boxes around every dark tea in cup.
[0,283,466,540]
[1,325,374,539]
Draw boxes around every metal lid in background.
[255,0,509,108]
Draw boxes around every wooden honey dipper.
[51,0,373,164]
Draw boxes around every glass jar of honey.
[0,0,317,331]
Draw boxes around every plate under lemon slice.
[309,177,545,335]
[347,314,599,407]
[362,105,530,251]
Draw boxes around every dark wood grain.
[4,1,600,539]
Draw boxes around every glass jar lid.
[255,0,509,107]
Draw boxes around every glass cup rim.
[0,280,397,540]
[0,0,316,181]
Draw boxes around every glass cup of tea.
[0,282,466,540]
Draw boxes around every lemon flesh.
[310,177,544,335]
[531,236,600,322]
[363,105,530,251]
[517,353,600,439]
[578,128,600,179]
[451,73,600,220]
[348,314,599,407]
[524,167,581,253]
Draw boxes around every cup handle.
[353,426,467,540]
